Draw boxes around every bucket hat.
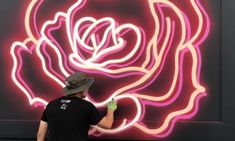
[63,72,95,95]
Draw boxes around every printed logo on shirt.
[60,99,71,110]
[60,99,71,103]
[60,103,68,110]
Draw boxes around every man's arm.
[97,109,114,129]
[37,120,48,141]
[97,100,117,129]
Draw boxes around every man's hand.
[107,99,117,111]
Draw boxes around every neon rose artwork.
[10,0,210,139]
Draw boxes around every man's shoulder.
[81,99,94,105]
[47,96,94,107]
[72,98,96,108]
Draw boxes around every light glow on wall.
[10,0,210,138]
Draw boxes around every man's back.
[37,72,117,141]
[41,96,103,141]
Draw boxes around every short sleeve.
[87,103,104,125]
[41,106,48,122]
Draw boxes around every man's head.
[63,72,95,97]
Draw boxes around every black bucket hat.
[63,72,95,95]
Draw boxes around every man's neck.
[68,93,83,98]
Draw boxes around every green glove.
[107,100,117,111]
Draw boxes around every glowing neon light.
[10,0,210,138]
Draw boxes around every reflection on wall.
[9,0,210,139]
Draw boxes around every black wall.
[0,0,235,141]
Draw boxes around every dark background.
[0,0,234,141]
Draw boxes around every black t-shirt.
[41,96,104,141]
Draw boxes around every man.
[37,72,117,141]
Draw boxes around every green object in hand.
[107,100,117,111]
